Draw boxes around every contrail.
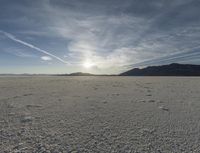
[0,30,69,64]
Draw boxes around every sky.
[0,0,200,74]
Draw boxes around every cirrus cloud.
[41,56,52,61]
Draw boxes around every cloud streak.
[0,30,69,64]
[126,45,200,68]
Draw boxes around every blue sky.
[0,0,200,74]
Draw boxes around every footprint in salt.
[148,100,155,103]
[159,106,169,112]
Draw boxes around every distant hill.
[120,63,200,76]
[68,72,95,76]
[58,72,115,76]
[57,72,95,76]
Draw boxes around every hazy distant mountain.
[57,72,95,76]
[120,63,200,76]
[68,72,95,76]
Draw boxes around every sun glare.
[83,60,95,69]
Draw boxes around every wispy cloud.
[41,56,52,61]
[126,45,200,68]
[3,47,36,58]
[0,30,69,64]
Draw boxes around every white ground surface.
[0,76,200,153]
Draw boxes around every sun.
[83,60,95,69]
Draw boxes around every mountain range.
[1,63,200,76]
[120,63,200,76]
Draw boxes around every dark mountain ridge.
[120,63,200,76]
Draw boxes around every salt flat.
[0,76,200,153]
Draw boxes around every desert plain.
[0,76,200,153]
